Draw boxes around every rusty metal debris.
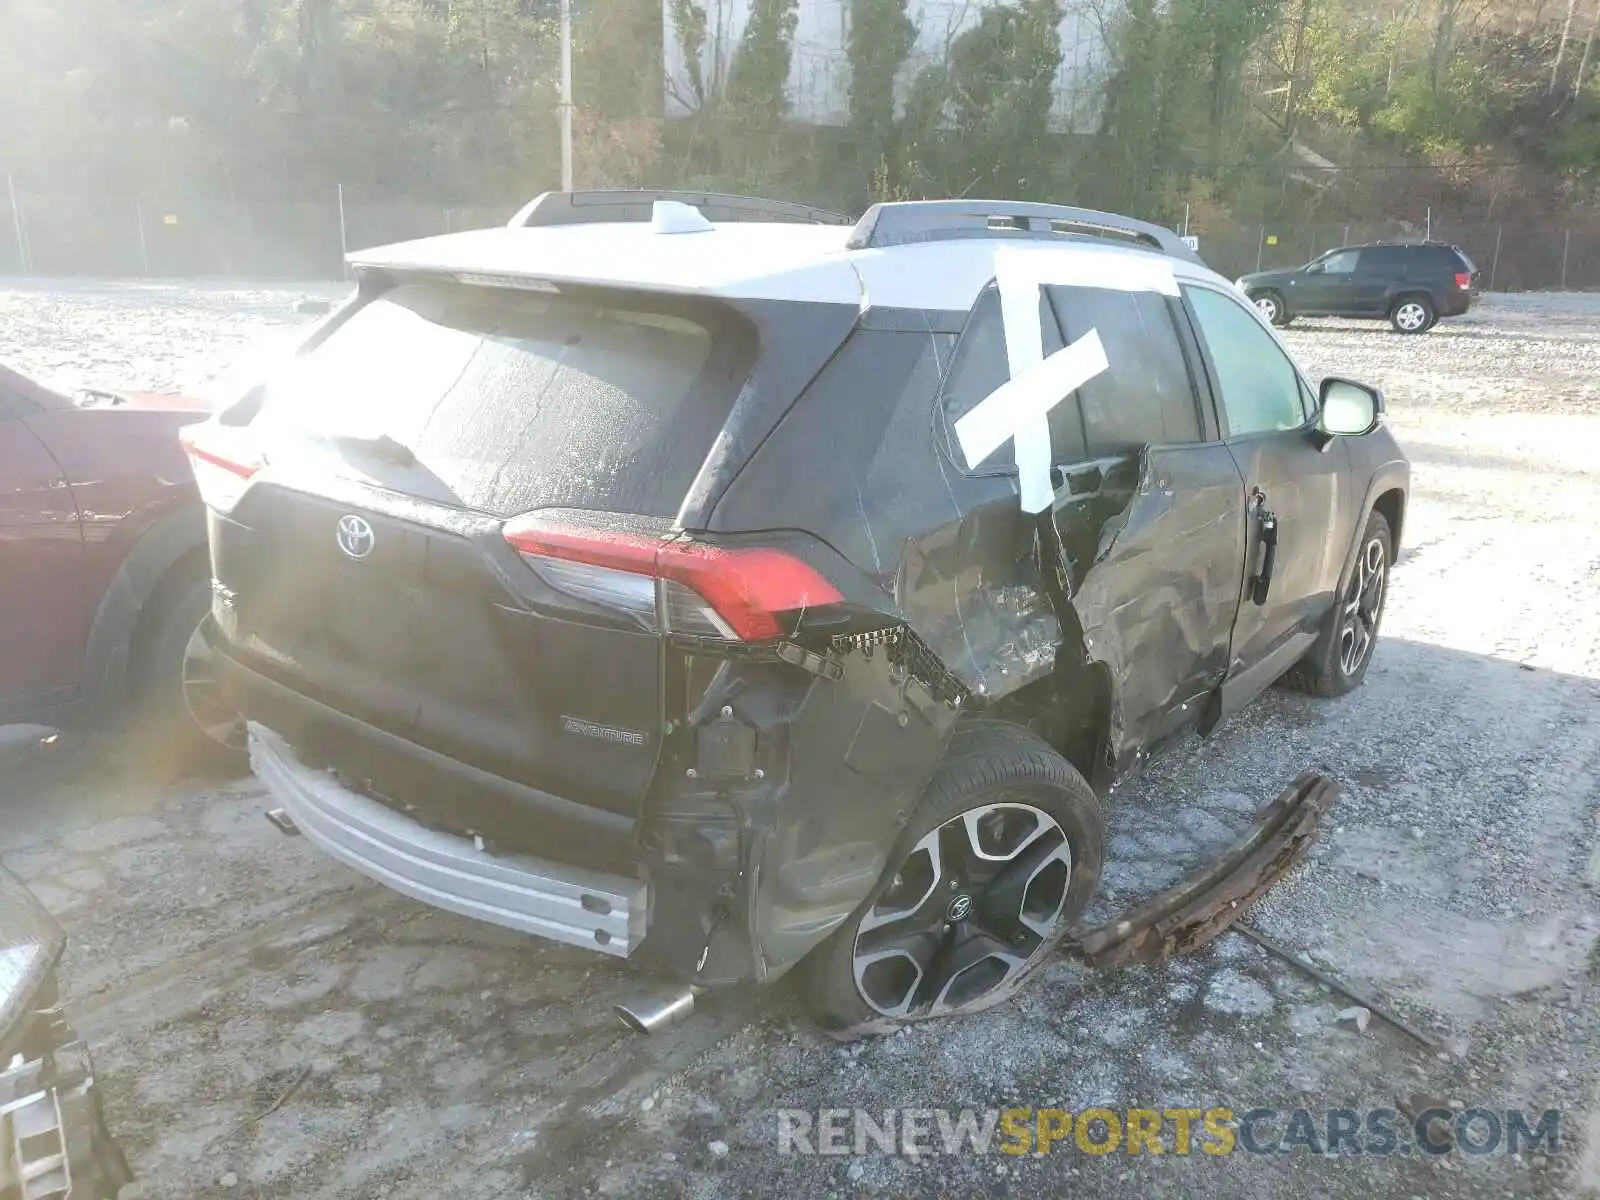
[1070,771,1338,968]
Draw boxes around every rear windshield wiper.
[328,432,416,467]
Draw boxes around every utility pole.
[1575,0,1598,101]
[560,0,574,191]
[1282,0,1314,140]
[1553,0,1580,92]
[6,173,26,273]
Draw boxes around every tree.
[847,0,917,174]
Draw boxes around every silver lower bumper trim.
[248,722,647,956]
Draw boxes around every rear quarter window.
[252,282,751,519]
[940,282,1202,471]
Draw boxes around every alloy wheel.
[1253,295,1281,323]
[851,802,1073,1018]
[1395,301,1429,332]
[1338,536,1387,676]
[181,621,246,749]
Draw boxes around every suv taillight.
[1455,272,1472,290]
[503,519,841,642]
[179,423,264,515]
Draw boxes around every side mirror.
[1304,261,1324,274]
[1317,377,1383,440]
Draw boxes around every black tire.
[1284,510,1392,697]
[1389,294,1436,334]
[1251,290,1292,327]
[131,571,245,770]
[794,719,1104,1038]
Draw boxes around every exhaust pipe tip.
[265,808,301,836]
[615,984,698,1034]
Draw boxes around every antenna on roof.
[651,201,715,235]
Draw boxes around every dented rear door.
[1039,284,1250,757]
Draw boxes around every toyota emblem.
[335,514,376,560]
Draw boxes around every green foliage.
[1093,0,1283,217]
[1539,83,1600,177]
[892,0,1064,199]
[847,0,916,158]
[726,0,800,122]
[669,0,711,106]
[0,0,1593,225]
[1372,58,1495,157]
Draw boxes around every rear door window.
[941,283,1202,471]
[1356,247,1401,276]
[1044,286,1202,456]
[253,282,750,519]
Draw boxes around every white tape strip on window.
[953,329,1110,513]
[995,244,1181,298]
[952,246,1176,514]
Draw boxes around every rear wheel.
[1284,510,1391,697]
[1390,295,1435,334]
[796,721,1103,1037]
[1251,290,1292,327]
[135,573,245,769]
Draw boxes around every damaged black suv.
[189,191,1408,1033]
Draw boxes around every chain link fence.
[4,179,1599,292]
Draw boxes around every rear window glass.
[1408,244,1473,273]
[253,282,746,519]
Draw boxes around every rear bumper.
[249,723,649,957]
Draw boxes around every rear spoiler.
[508,190,853,229]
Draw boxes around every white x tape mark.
[951,247,1176,514]
[953,329,1110,513]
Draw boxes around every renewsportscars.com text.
[775,1106,1562,1158]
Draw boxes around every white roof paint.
[349,222,864,305]
[348,218,1233,315]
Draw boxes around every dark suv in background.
[1238,241,1478,333]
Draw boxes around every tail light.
[179,422,264,515]
[503,519,842,642]
[1455,272,1472,290]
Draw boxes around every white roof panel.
[349,217,1231,315]
[348,222,864,305]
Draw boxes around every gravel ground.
[2,281,1599,1199]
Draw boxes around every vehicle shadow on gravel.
[2,636,1597,1199]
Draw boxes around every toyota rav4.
[187,191,1409,1034]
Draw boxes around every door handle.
[1250,503,1278,606]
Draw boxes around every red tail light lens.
[1455,272,1472,290]
[503,520,842,642]
[179,423,265,515]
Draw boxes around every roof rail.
[846,200,1202,264]
[508,189,854,229]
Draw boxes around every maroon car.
[0,361,241,761]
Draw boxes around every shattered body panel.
[637,640,957,982]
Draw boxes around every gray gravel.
[2,283,1599,1199]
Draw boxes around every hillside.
[0,0,1595,231]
